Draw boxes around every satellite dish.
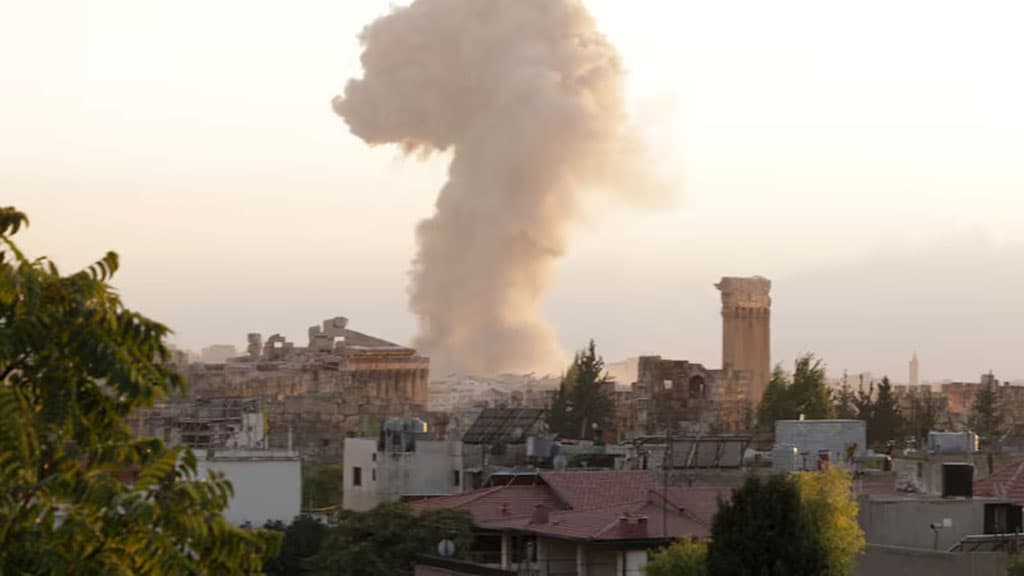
[553,454,568,470]
[510,427,524,441]
[437,539,456,558]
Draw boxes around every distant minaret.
[909,353,920,387]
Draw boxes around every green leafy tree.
[0,207,278,574]
[645,539,707,576]
[311,503,473,575]
[264,515,328,575]
[795,469,866,576]
[708,475,827,576]
[867,377,904,449]
[905,388,946,448]
[302,464,344,509]
[833,374,857,419]
[789,354,835,420]
[756,354,833,430]
[547,340,615,440]
[970,380,1008,443]
[756,366,796,430]
[853,379,874,424]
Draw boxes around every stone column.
[576,544,587,576]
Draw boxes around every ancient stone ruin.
[138,317,430,462]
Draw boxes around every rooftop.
[410,470,727,543]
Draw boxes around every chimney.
[531,504,550,525]
[618,514,649,538]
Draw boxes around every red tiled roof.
[411,471,728,542]
[479,487,728,542]
[976,459,1024,500]
[409,485,566,523]
[540,470,657,511]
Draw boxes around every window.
[688,376,706,399]
[453,470,461,487]
[372,452,377,462]
[352,466,362,487]
[372,468,376,482]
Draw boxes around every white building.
[197,448,301,526]
[343,432,464,511]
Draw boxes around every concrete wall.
[343,438,379,511]
[855,544,1006,576]
[622,550,647,576]
[197,450,301,526]
[858,496,992,550]
[587,549,618,576]
[775,419,866,471]
[343,438,464,511]
[543,540,578,576]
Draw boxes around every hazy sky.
[4,0,1024,382]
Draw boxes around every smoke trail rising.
[335,0,657,375]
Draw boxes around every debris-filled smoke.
[335,0,658,375]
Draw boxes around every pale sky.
[3,0,1024,382]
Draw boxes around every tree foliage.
[905,387,946,448]
[302,464,344,509]
[310,502,474,576]
[708,471,864,576]
[833,374,857,419]
[866,377,903,449]
[645,539,707,576]
[547,340,615,440]
[263,515,328,575]
[970,380,1008,443]
[795,469,866,576]
[756,354,834,430]
[0,207,278,574]
[708,475,828,575]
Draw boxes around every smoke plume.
[335,0,657,376]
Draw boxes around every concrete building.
[717,276,771,408]
[773,419,866,472]
[343,419,465,511]
[197,448,301,526]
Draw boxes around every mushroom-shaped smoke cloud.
[335,0,659,376]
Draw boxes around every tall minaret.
[716,276,772,407]
[909,352,920,387]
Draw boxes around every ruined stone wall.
[632,356,751,434]
[186,358,429,463]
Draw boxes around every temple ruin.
[136,317,430,462]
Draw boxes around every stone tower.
[909,353,920,387]
[716,276,772,408]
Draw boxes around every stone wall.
[630,356,751,434]
[185,361,426,462]
[855,545,1006,576]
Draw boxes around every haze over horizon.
[4,0,1024,383]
